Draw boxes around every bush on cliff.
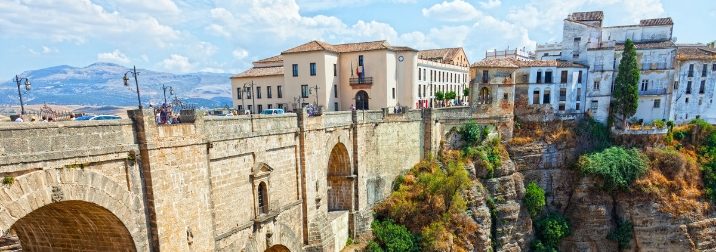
[575,117,611,154]
[463,138,504,178]
[578,146,649,192]
[531,211,572,251]
[366,219,420,252]
[524,182,546,217]
[607,217,634,250]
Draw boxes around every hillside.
[0,63,233,108]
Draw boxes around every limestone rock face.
[466,181,493,252]
[560,176,619,252]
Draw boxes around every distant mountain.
[0,63,234,108]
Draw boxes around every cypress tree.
[612,39,640,129]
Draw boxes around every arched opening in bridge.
[265,244,291,252]
[10,200,136,251]
[355,91,369,110]
[327,143,352,211]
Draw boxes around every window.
[267,86,272,98]
[310,63,316,76]
[654,99,661,108]
[292,64,298,76]
[591,100,598,110]
[257,182,268,214]
[578,71,583,83]
[237,88,242,99]
[419,68,422,80]
[577,88,581,101]
[334,85,338,98]
[277,86,283,98]
[246,87,252,99]
[248,105,253,113]
[392,88,395,99]
[576,103,580,110]
[559,103,565,111]
[573,54,580,61]
[699,97,703,105]
[686,81,692,94]
[237,105,243,110]
[700,80,706,94]
[561,71,568,83]
[536,71,543,83]
[713,64,716,71]
[278,104,284,110]
[543,88,551,104]
[641,79,649,91]
[686,97,690,103]
[503,93,508,100]
[268,104,273,109]
[643,55,650,70]
[257,105,262,113]
[334,102,338,111]
[674,81,679,90]
[545,70,553,83]
[593,80,600,90]
[482,70,488,83]
[688,64,694,77]
[256,87,262,99]
[703,64,708,77]
[333,64,337,76]
[423,69,426,81]
[559,88,567,101]
[532,89,540,105]
[358,55,363,66]
[301,85,309,98]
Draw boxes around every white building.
[671,45,716,123]
[484,47,534,61]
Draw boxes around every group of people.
[14,114,70,122]
[155,103,181,124]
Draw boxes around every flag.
[356,64,359,77]
[350,61,353,77]
[362,64,364,78]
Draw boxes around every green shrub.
[530,239,558,252]
[576,117,611,154]
[704,160,716,203]
[2,175,14,185]
[366,241,384,252]
[524,182,546,217]
[674,130,686,140]
[607,217,634,250]
[460,120,482,145]
[533,211,572,249]
[578,146,649,192]
[652,120,665,129]
[463,139,502,178]
[370,219,421,252]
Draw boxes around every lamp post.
[162,84,174,104]
[241,81,255,114]
[123,66,143,109]
[14,75,31,115]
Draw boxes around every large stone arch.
[327,142,352,211]
[0,168,148,251]
[242,222,301,252]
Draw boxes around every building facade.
[671,46,716,123]
[231,41,469,113]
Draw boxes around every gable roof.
[615,40,676,50]
[418,48,463,61]
[570,11,604,21]
[639,17,673,26]
[677,47,716,60]
[254,55,283,64]
[281,40,417,54]
[472,58,587,68]
[230,66,284,79]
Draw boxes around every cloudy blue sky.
[1,0,714,78]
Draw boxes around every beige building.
[231,41,469,113]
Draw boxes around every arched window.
[479,87,491,104]
[536,70,543,84]
[543,88,551,104]
[258,182,268,215]
[532,88,541,104]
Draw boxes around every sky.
[1,0,715,79]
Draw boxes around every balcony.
[593,64,604,71]
[638,88,667,96]
[349,77,373,85]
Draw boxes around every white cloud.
[42,46,56,53]
[98,49,131,64]
[28,49,39,55]
[479,0,501,9]
[233,49,248,60]
[157,54,195,73]
[200,67,225,73]
[141,55,149,62]
[422,0,480,22]
[116,0,182,23]
[623,0,664,22]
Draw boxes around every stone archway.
[355,91,369,110]
[327,143,352,211]
[12,201,136,251]
[0,168,148,251]
[265,244,291,252]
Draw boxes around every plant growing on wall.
[3,175,14,185]
[607,216,634,250]
[524,182,546,217]
[612,39,640,129]
[578,146,649,192]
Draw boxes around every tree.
[435,91,445,107]
[524,182,546,217]
[445,91,457,101]
[612,39,640,129]
[707,40,715,48]
[463,88,470,103]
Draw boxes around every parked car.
[260,109,285,115]
[75,115,121,121]
[214,113,234,116]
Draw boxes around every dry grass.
[511,121,576,147]
[509,137,533,146]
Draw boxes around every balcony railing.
[593,64,604,71]
[476,95,492,104]
[349,77,373,85]
[638,88,667,96]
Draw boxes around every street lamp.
[14,75,31,115]
[240,81,255,114]
[162,84,174,104]
[123,66,143,109]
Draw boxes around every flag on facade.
[362,64,365,78]
[350,61,353,77]
[356,64,360,77]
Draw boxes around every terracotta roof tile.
[282,40,338,54]
[615,40,676,50]
[569,11,604,21]
[254,55,283,64]
[230,66,284,78]
[677,47,716,60]
[472,58,587,68]
[282,40,416,54]
[471,58,520,68]
[418,48,461,61]
[640,17,673,26]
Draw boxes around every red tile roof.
[569,11,604,21]
[254,55,283,64]
[615,40,676,50]
[639,18,673,26]
[472,58,587,68]
[281,40,416,54]
[419,48,462,61]
[230,66,284,78]
[677,47,716,60]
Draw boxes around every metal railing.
[349,77,373,85]
[638,89,667,96]
[593,64,603,71]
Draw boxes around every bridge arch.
[327,142,352,211]
[0,168,147,251]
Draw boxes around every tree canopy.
[612,39,640,128]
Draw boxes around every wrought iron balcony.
[638,88,667,96]
[349,77,373,85]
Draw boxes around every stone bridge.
[0,107,498,251]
